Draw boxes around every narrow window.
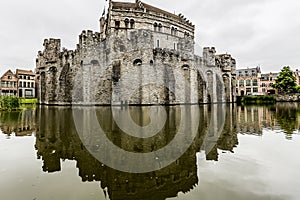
[115,21,120,29]
[154,22,158,31]
[130,19,135,29]
[125,18,129,28]
[158,23,162,32]
[157,40,160,48]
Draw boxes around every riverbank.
[239,95,276,104]
[238,94,300,105]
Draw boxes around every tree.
[272,66,297,94]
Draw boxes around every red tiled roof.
[16,69,36,76]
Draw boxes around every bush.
[0,96,20,110]
[241,95,276,104]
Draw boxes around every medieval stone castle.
[36,0,237,105]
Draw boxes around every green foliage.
[0,96,20,110]
[272,66,297,93]
[295,86,300,93]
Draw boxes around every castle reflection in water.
[0,103,299,200]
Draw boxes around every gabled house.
[0,70,18,96]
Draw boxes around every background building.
[236,67,261,96]
[0,69,36,98]
[16,69,36,98]
[259,72,278,95]
[236,67,300,96]
[0,70,18,96]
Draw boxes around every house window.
[246,80,251,86]
[253,87,258,93]
[31,82,34,88]
[19,82,22,87]
[253,79,258,86]
[25,89,33,97]
[261,83,266,87]
[239,80,244,86]
[246,88,251,94]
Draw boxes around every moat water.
[0,103,300,200]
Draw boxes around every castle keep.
[36,0,237,105]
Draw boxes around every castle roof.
[111,1,181,21]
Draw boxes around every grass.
[19,98,38,104]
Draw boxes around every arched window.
[158,23,162,32]
[174,28,178,36]
[171,27,175,35]
[153,22,158,31]
[182,65,190,71]
[49,67,57,73]
[130,19,135,29]
[125,18,129,28]
[91,60,99,65]
[133,59,142,66]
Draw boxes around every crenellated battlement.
[79,30,101,48]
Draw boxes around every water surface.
[0,103,300,200]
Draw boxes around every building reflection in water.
[0,109,36,137]
[1,103,299,199]
[34,104,237,200]
[236,103,300,139]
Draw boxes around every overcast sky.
[0,0,299,76]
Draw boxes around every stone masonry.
[36,0,237,105]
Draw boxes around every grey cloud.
[0,0,300,75]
